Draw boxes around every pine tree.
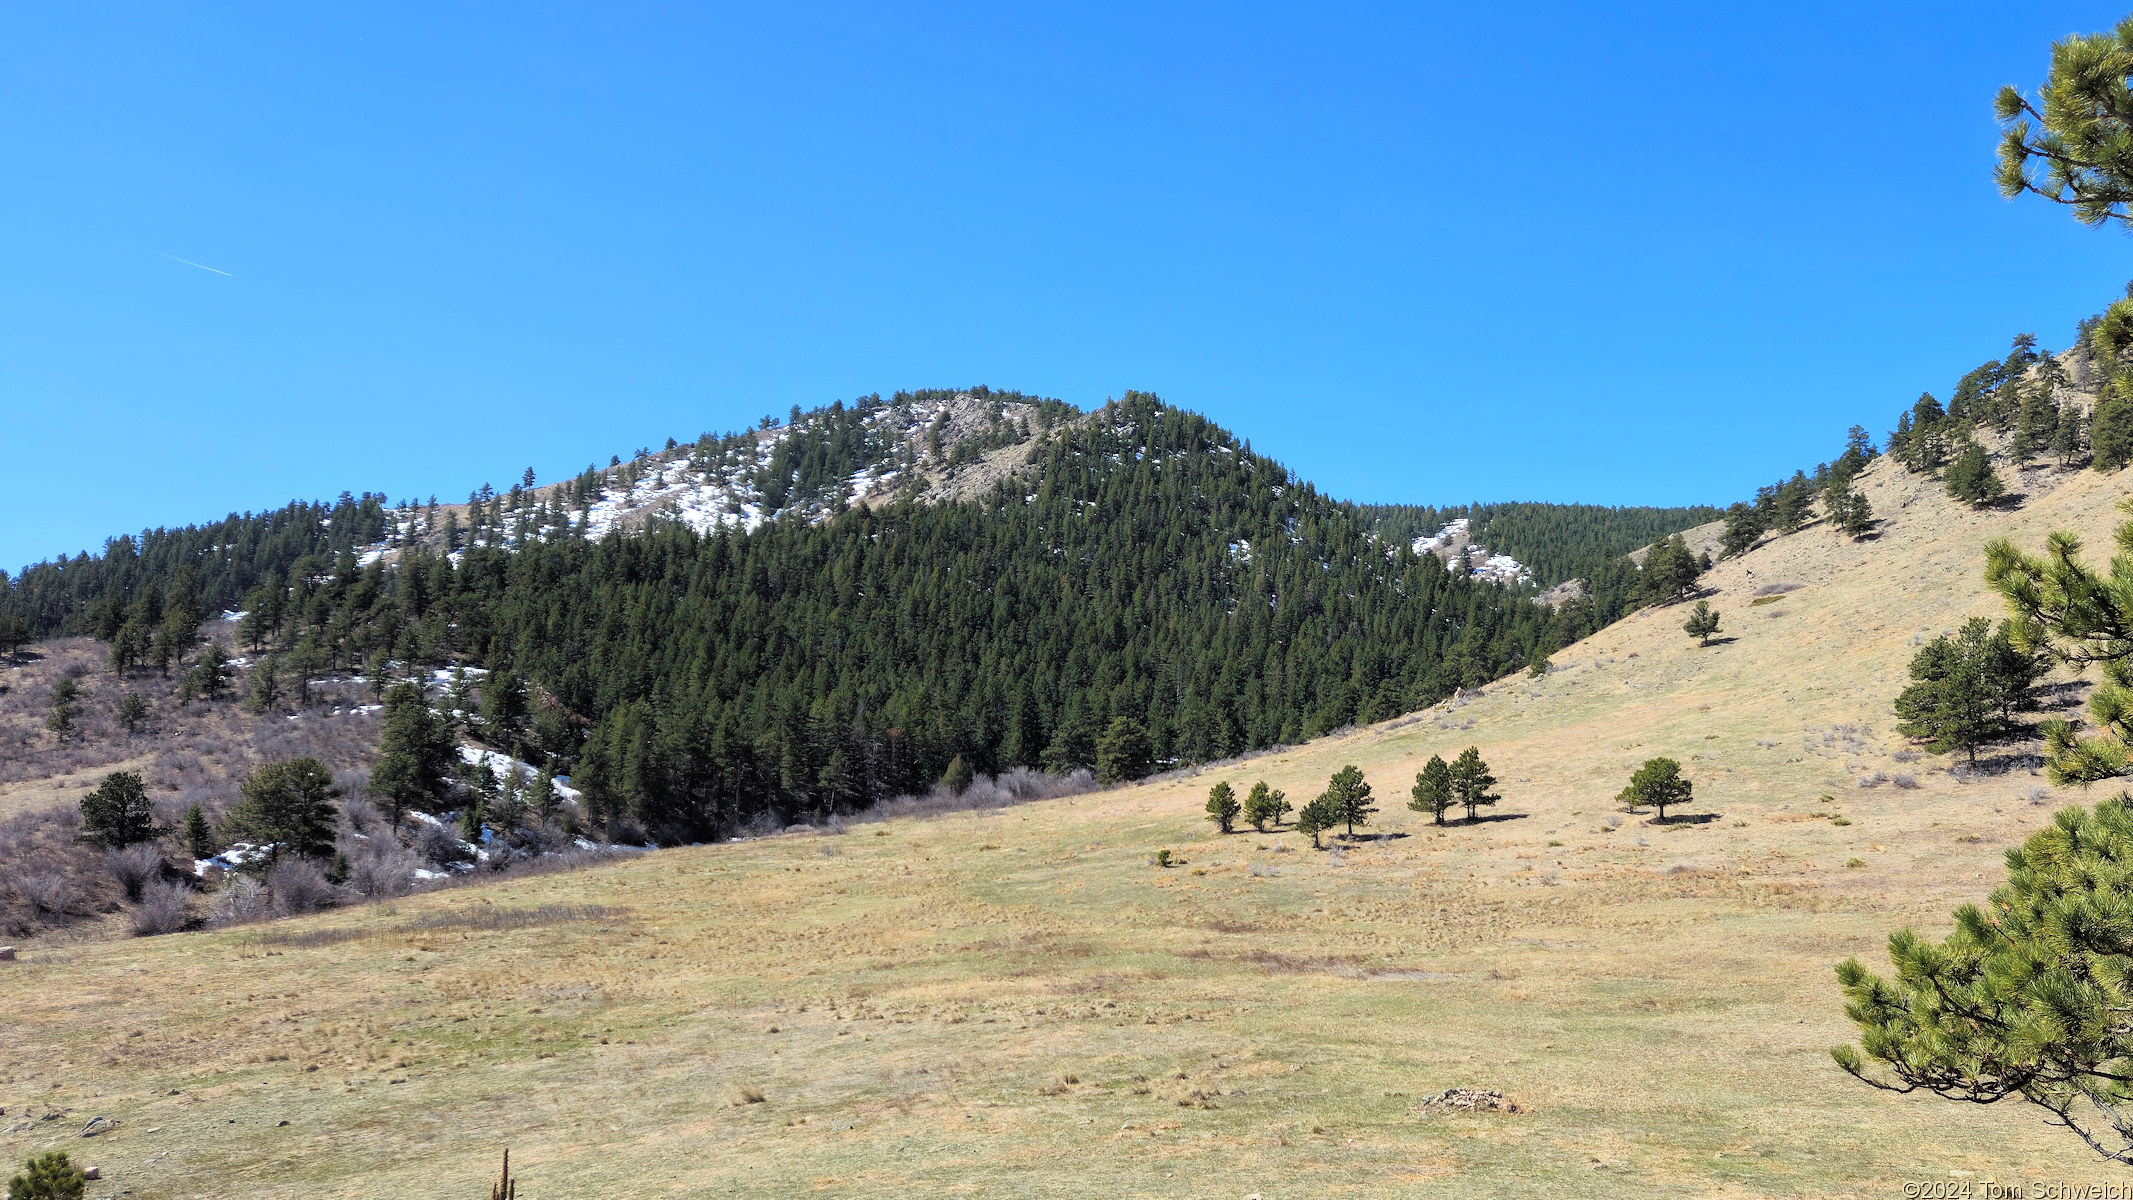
[2094,393,2133,472]
[79,770,167,848]
[1095,718,1153,785]
[1241,780,1286,831]
[1943,440,2005,505]
[1204,781,1240,833]
[181,644,232,703]
[1719,502,1764,558]
[1616,757,1691,821]
[182,802,215,859]
[8,1151,87,1200]
[460,794,487,843]
[938,754,974,796]
[1639,534,1702,604]
[369,681,455,826]
[1449,747,1499,821]
[1835,800,2133,1166]
[45,676,79,740]
[1323,764,1375,837]
[117,691,148,735]
[1837,488,1876,538]
[1408,754,1454,825]
[222,758,340,862]
[244,653,282,714]
[1895,618,2031,765]
[1682,600,1722,647]
[1295,793,1339,849]
[2055,399,2087,465]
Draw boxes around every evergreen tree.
[116,690,148,735]
[1409,754,1454,825]
[45,676,79,740]
[182,802,215,859]
[244,653,283,713]
[1719,502,1764,558]
[1617,756,1691,821]
[1323,764,1375,836]
[1204,780,1240,833]
[1241,780,1286,831]
[8,1152,87,1200]
[222,758,340,862]
[1639,534,1702,604]
[1095,718,1153,785]
[0,614,28,661]
[1295,792,1339,849]
[79,770,167,849]
[1895,618,2038,765]
[2093,393,2133,471]
[1836,487,1876,538]
[938,753,974,796]
[1995,17,2133,231]
[1943,440,2005,505]
[1987,508,2133,785]
[1835,799,2133,1166]
[181,643,232,703]
[1449,747,1499,821]
[1682,600,1722,647]
[369,681,455,826]
[481,668,530,746]
[2055,399,2087,465]
[460,794,486,842]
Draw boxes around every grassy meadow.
[1,452,2118,1197]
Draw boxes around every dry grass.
[0,453,2114,1196]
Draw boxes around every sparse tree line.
[1186,749,1698,857]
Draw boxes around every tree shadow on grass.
[1642,812,1720,826]
[1460,812,1531,825]
[1697,636,1739,648]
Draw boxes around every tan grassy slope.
[0,453,2117,1198]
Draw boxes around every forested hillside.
[1354,501,1720,587]
[1,394,1647,840]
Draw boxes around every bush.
[210,874,267,924]
[104,842,165,902]
[267,857,337,916]
[132,880,193,936]
[415,820,475,867]
[21,871,82,916]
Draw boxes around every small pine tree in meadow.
[1682,600,1722,647]
[1324,764,1375,837]
[1295,794,1339,849]
[1449,747,1499,821]
[1204,781,1240,833]
[1409,754,1454,825]
[1617,757,1693,821]
[1242,780,1289,830]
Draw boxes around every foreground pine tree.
[1835,800,2133,1165]
[8,1151,86,1200]
[1241,780,1287,831]
[1295,793,1339,849]
[222,758,340,862]
[79,770,167,849]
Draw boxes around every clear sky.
[4,2,2129,570]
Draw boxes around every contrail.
[154,251,233,277]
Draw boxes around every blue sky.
[4,2,2129,570]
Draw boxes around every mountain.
[3,391,1682,844]
[0,397,2110,1193]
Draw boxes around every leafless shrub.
[132,880,193,936]
[1891,749,1918,763]
[211,874,267,924]
[104,843,166,902]
[22,870,83,915]
[267,858,338,916]
[1893,773,1920,790]
[1856,771,1888,789]
[415,821,475,867]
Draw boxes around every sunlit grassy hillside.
[0,452,2115,1198]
